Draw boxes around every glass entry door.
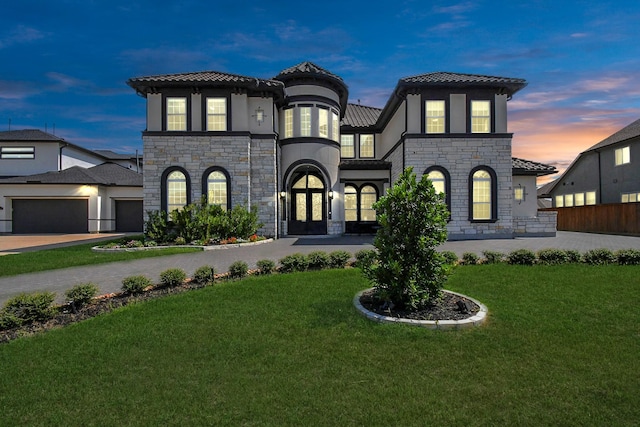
[288,172,327,235]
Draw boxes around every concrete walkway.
[1,231,640,306]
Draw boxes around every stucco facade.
[129,61,555,240]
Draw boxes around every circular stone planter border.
[353,289,488,330]
[92,238,274,252]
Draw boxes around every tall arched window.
[425,166,451,212]
[469,166,497,221]
[165,170,187,212]
[344,185,357,222]
[203,167,229,211]
[360,185,377,221]
[427,170,445,195]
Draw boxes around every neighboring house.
[128,61,556,239]
[0,129,143,233]
[541,118,640,207]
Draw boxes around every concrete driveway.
[0,233,135,256]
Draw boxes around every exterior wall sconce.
[280,191,286,199]
[328,191,334,199]
[253,107,266,126]
[515,184,526,204]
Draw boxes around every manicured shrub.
[482,250,504,264]
[353,249,377,270]
[160,268,187,287]
[65,283,99,308]
[615,249,640,265]
[192,265,216,284]
[174,236,187,246]
[440,251,459,266]
[507,249,536,265]
[583,248,616,265]
[537,248,569,265]
[278,253,309,273]
[121,275,152,295]
[256,259,276,275]
[2,292,56,324]
[144,209,171,243]
[306,251,330,270]
[564,250,582,263]
[228,261,249,279]
[461,252,479,265]
[365,167,450,309]
[0,310,22,330]
[328,250,351,269]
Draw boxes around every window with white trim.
[359,134,374,158]
[425,100,445,133]
[340,135,354,158]
[471,100,491,133]
[0,146,34,159]
[206,97,226,131]
[615,146,630,165]
[167,97,187,131]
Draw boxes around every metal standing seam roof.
[0,163,142,186]
[342,103,383,128]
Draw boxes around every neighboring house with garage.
[128,61,557,240]
[0,129,143,233]
[541,117,640,207]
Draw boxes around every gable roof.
[512,157,557,176]
[0,129,67,142]
[584,117,640,152]
[342,103,382,128]
[0,163,142,186]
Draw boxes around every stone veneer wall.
[143,134,277,237]
[513,211,557,237]
[403,136,513,240]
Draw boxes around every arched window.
[427,170,445,195]
[203,167,230,211]
[161,167,191,213]
[469,166,497,221]
[344,185,357,222]
[425,166,451,212]
[360,185,377,221]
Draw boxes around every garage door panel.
[13,199,88,234]
[115,200,143,232]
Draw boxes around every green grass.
[1,266,638,426]
[0,240,200,278]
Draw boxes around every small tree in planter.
[364,167,450,310]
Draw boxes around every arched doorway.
[288,169,327,235]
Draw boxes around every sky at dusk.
[2,1,640,184]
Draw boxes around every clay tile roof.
[512,157,557,176]
[127,70,283,93]
[400,71,527,95]
[0,163,142,186]
[0,129,66,142]
[584,117,640,152]
[342,103,382,128]
[275,61,344,82]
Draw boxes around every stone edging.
[353,289,488,330]
[92,238,274,252]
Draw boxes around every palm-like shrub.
[364,167,450,309]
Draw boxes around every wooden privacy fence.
[541,203,640,235]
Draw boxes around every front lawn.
[0,239,200,278]
[0,266,638,426]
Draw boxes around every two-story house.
[0,129,143,233]
[128,61,556,239]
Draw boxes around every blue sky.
[2,1,640,182]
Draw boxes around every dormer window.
[425,100,445,133]
[167,97,187,131]
[471,100,491,133]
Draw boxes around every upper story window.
[360,134,374,158]
[0,146,35,159]
[284,109,293,138]
[332,111,339,142]
[341,135,355,158]
[425,100,445,133]
[555,195,564,208]
[471,100,491,133]
[615,146,630,165]
[564,193,574,207]
[206,98,227,131]
[318,108,329,138]
[621,192,639,203]
[586,191,596,205]
[300,107,311,136]
[167,97,187,131]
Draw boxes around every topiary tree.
[364,167,450,310]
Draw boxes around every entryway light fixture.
[328,191,334,199]
[253,107,265,126]
[280,191,286,199]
